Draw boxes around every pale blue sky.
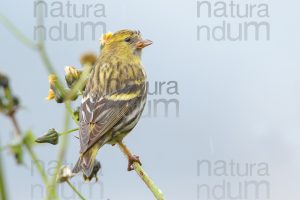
[1,0,300,199]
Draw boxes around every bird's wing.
[79,84,143,154]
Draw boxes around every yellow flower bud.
[80,53,97,66]
[46,89,55,101]
[65,66,80,79]
[64,66,82,88]
[46,74,65,103]
[48,74,57,85]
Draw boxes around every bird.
[72,29,152,179]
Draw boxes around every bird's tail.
[72,146,99,178]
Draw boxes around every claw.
[128,155,142,171]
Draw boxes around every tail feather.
[72,146,99,177]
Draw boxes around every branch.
[118,143,165,200]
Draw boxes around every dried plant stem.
[118,142,165,200]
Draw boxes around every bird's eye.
[124,37,131,43]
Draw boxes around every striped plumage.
[73,30,152,178]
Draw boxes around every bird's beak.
[136,39,153,49]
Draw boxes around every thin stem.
[133,164,165,200]
[9,114,49,183]
[33,3,79,198]
[35,0,55,75]
[0,13,37,50]
[118,142,165,200]
[66,180,86,200]
[37,42,66,92]
[24,142,48,185]
[9,114,21,137]
[58,128,79,136]
[34,0,63,86]
[0,138,8,200]
[1,3,79,200]
[8,113,59,199]
[38,45,57,75]
[47,106,71,200]
[1,70,58,198]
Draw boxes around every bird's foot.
[127,155,142,171]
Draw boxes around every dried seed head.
[56,166,74,183]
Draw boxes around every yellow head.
[100,30,152,57]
